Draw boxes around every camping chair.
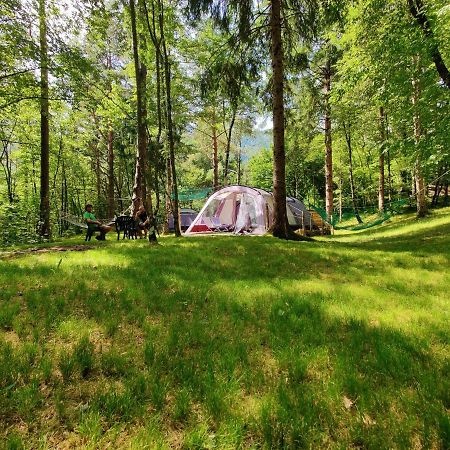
[115,215,138,240]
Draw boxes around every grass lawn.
[0,208,449,449]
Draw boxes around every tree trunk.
[270,0,289,239]
[223,109,236,186]
[387,148,392,202]
[160,1,181,237]
[164,157,171,234]
[107,127,115,217]
[324,59,333,222]
[130,0,148,215]
[412,74,427,217]
[94,141,101,209]
[237,140,242,185]
[39,0,50,237]
[343,122,362,223]
[378,107,386,212]
[212,124,219,190]
[1,142,14,203]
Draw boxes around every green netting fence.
[172,188,212,202]
[310,198,410,231]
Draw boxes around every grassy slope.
[0,209,449,449]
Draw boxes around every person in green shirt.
[83,204,112,240]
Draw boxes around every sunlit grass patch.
[0,209,449,448]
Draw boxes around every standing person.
[134,205,149,238]
[83,204,112,240]
[147,213,158,243]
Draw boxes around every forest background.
[1,0,449,245]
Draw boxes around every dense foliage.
[1,0,449,245]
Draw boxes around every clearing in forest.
[0,209,449,448]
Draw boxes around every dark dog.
[115,216,138,240]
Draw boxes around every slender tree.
[323,57,333,221]
[159,0,181,236]
[129,0,148,214]
[343,121,362,223]
[412,69,427,217]
[378,106,386,212]
[107,126,115,217]
[39,0,50,237]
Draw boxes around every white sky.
[254,116,273,131]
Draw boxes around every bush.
[0,203,40,247]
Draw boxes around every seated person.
[83,204,112,240]
[134,205,149,238]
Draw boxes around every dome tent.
[168,208,198,231]
[185,185,312,235]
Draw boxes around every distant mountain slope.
[241,130,272,160]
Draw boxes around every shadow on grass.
[0,214,449,448]
[331,220,450,257]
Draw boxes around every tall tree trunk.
[130,0,148,214]
[385,113,393,201]
[159,0,181,237]
[94,141,101,209]
[378,107,386,212]
[343,122,362,223]
[223,109,236,186]
[1,143,14,203]
[237,140,242,185]
[412,73,427,217]
[39,0,50,237]
[324,58,333,221]
[212,124,219,190]
[164,157,171,234]
[270,0,289,239]
[107,127,114,217]
[387,148,392,202]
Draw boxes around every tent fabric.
[185,186,311,235]
[168,208,198,231]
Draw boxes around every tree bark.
[107,127,114,217]
[39,0,50,237]
[130,0,148,215]
[223,109,236,186]
[270,0,289,239]
[237,139,242,185]
[212,124,219,190]
[408,0,450,88]
[343,122,362,223]
[94,140,101,209]
[378,107,386,212]
[324,58,333,221]
[1,141,14,203]
[159,0,181,236]
[164,157,171,234]
[412,74,427,217]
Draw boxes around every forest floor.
[0,208,449,449]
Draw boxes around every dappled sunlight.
[0,210,449,448]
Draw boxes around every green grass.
[0,209,449,449]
